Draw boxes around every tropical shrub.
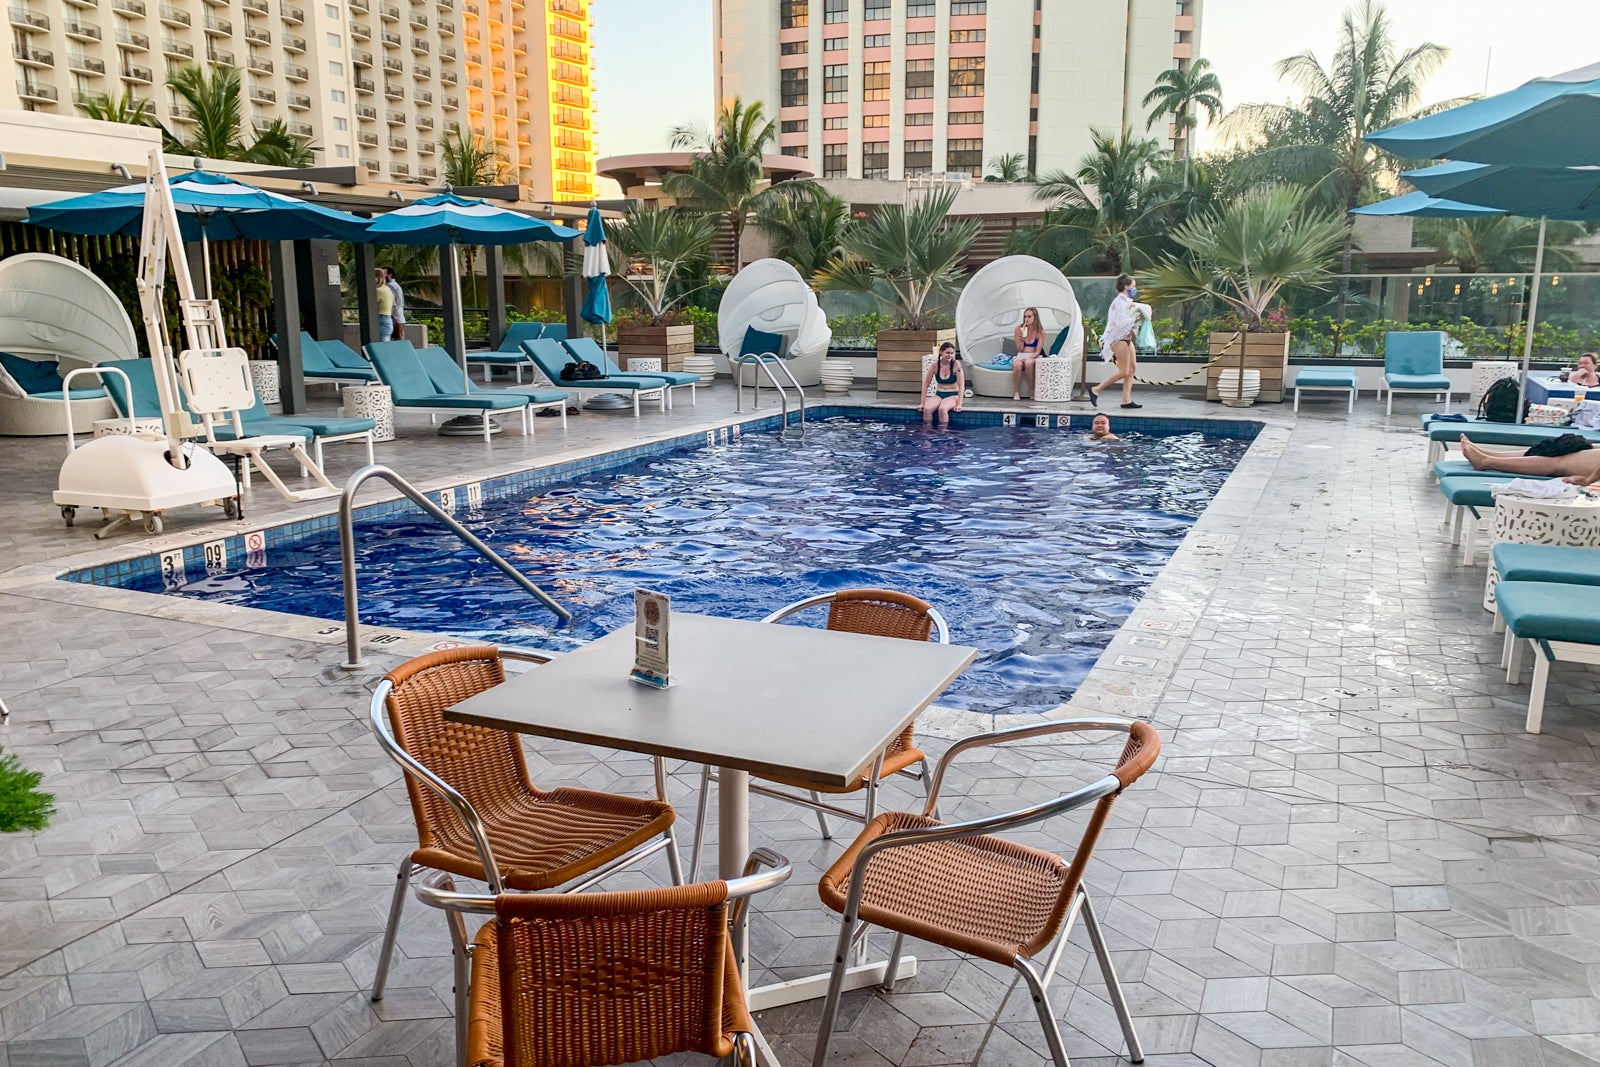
[818,187,978,331]
[0,748,53,833]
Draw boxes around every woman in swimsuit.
[1091,274,1152,409]
[920,342,965,427]
[1012,306,1044,401]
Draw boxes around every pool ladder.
[337,464,571,670]
[732,350,806,441]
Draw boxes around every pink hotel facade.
[713,0,1201,181]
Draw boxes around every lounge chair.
[1495,580,1600,732]
[1381,332,1460,416]
[275,332,379,385]
[716,257,829,388]
[956,254,1084,400]
[366,340,533,441]
[0,252,127,435]
[563,336,698,408]
[1,352,114,436]
[1436,473,1528,565]
[1293,366,1360,412]
[466,321,545,383]
[968,326,1072,399]
[413,345,568,430]
[97,357,376,474]
[1492,544,1600,590]
[1423,420,1600,467]
[519,338,667,417]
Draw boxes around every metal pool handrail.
[338,464,572,669]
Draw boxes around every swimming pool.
[84,413,1254,715]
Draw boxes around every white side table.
[342,384,396,442]
[625,357,663,374]
[93,417,164,438]
[1034,357,1075,402]
[1470,361,1519,411]
[248,360,281,405]
[1483,492,1600,609]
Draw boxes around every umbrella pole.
[1513,216,1546,426]
[201,230,213,301]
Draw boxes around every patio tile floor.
[2,380,1598,1066]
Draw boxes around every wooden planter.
[617,324,696,372]
[1206,330,1291,403]
[876,328,956,394]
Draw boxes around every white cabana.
[0,253,130,435]
[955,255,1084,399]
[717,258,831,387]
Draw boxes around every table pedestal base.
[749,955,919,1012]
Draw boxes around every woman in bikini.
[920,342,965,427]
[1092,274,1152,409]
[1011,307,1044,401]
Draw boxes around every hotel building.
[1,0,596,201]
[714,0,1201,181]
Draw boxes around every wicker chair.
[367,646,685,1048]
[415,849,792,1067]
[687,589,950,881]
[811,718,1161,1067]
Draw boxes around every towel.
[1491,479,1581,501]
[1429,412,1469,423]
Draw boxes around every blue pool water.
[130,417,1250,715]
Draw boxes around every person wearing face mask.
[1091,274,1152,410]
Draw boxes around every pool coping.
[2,399,1280,737]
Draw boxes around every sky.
[591,0,1599,158]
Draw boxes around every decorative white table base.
[1034,356,1075,402]
[1483,492,1600,610]
[341,384,396,442]
[93,417,164,438]
[624,357,663,374]
[248,360,281,405]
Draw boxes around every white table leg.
[719,765,751,977]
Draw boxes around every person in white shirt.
[1091,274,1152,410]
[384,267,405,341]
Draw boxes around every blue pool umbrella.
[366,193,580,389]
[1349,191,1506,219]
[1366,63,1600,168]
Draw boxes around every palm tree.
[164,64,247,160]
[241,118,316,167]
[1416,216,1584,274]
[663,97,777,274]
[750,182,849,280]
[984,152,1031,183]
[610,207,717,324]
[1143,185,1346,329]
[818,186,979,331]
[1008,128,1177,275]
[438,124,507,306]
[1142,58,1223,187]
[76,89,155,126]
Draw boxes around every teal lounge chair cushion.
[415,346,567,406]
[1432,459,1553,480]
[1437,474,1508,508]
[1386,372,1452,390]
[369,340,523,409]
[1385,331,1446,377]
[496,322,545,352]
[1048,326,1071,357]
[33,388,107,401]
[467,351,536,365]
[1428,422,1600,445]
[566,338,699,386]
[521,339,667,390]
[318,337,376,371]
[100,358,162,418]
[1296,367,1358,388]
[1496,580,1600,643]
[540,322,567,342]
[1493,544,1600,587]
[210,418,315,442]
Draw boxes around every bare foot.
[1459,435,1489,470]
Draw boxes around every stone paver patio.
[2,381,1598,1067]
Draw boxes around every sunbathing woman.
[1460,435,1600,484]
[1011,307,1044,401]
[920,342,965,427]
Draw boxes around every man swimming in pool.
[920,342,964,427]
[1088,414,1120,441]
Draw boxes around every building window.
[336,144,350,158]
[949,29,985,42]
[905,111,932,126]
[823,63,848,103]
[781,118,809,134]
[780,0,808,29]
[947,137,983,175]
[823,115,847,129]
[824,0,847,24]
[326,32,341,46]
[781,67,808,107]
[906,1,934,16]
[948,110,983,125]
[329,61,345,76]
[906,31,934,45]
[864,0,889,19]
[781,144,809,157]
[824,36,847,50]
[781,39,808,54]
[950,56,985,97]
[863,113,888,127]
[331,88,346,102]
[863,33,889,47]
[950,0,986,12]
[822,142,848,178]
[905,139,933,175]
[862,142,888,179]
[905,58,934,99]
[863,60,890,101]
[334,116,348,130]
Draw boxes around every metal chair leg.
[881,931,906,991]
[919,757,940,820]
[809,790,833,840]
[446,901,471,1067]
[655,756,685,885]
[370,855,413,1001]
[732,1030,757,1067]
[1016,957,1073,1067]
[1080,890,1145,1064]
[689,763,713,883]
[811,910,859,1067]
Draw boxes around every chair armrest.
[726,847,792,929]
[923,717,1134,815]
[413,867,499,915]
[370,679,504,890]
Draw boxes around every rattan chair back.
[486,881,745,1067]
[383,646,532,871]
[824,588,937,643]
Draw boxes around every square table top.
[447,612,978,789]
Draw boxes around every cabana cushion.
[0,352,66,395]
[739,326,786,362]
[1496,581,1600,645]
[1493,544,1600,587]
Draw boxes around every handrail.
[732,347,806,440]
[60,366,133,451]
[339,464,571,669]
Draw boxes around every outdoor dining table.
[446,610,977,1012]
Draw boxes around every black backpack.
[1479,378,1523,423]
[560,359,603,382]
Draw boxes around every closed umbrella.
[1366,63,1600,167]
[580,206,612,345]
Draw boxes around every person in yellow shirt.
[374,267,395,344]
